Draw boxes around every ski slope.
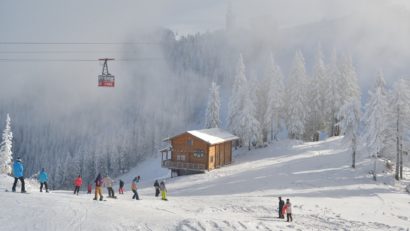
[0,137,409,231]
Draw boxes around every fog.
[1,0,410,187]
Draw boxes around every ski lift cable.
[0,58,164,62]
[0,50,124,54]
[0,41,162,45]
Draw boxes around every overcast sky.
[3,0,408,41]
[1,0,410,92]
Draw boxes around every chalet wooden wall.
[169,133,234,171]
[171,133,209,166]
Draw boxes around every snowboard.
[5,189,30,194]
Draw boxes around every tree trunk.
[352,135,356,168]
[400,141,403,179]
[395,110,400,181]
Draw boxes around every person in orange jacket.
[73,175,82,195]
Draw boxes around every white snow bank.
[1,137,409,231]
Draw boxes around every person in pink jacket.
[73,175,82,195]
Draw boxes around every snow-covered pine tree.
[390,78,410,180]
[205,81,221,128]
[362,72,391,180]
[305,46,328,141]
[240,82,261,150]
[228,54,248,146]
[338,98,361,168]
[326,50,344,136]
[263,53,285,142]
[339,54,360,103]
[286,50,308,140]
[0,114,13,175]
[228,54,260,149]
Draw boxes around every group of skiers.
[9,157,168,202]
[278,197,293,222]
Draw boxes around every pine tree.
[228,54,260,148]
[263,53,285,142]
[240,83,261,150]
[205,81,221,128]
[286,50,308,140]
[390,78,410,180]
[338,98,361,168]
[0,114,13,175]
[305,46,328,140]
[362,72,390,180]
[326,50,344,136]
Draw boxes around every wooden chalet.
[161,128,239,177]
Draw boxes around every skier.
[159,180,167,201]
[153,180,160,197]
[38,168,49,193]
[103,175,116,198]
[282,198,293,222]
[278,197,284,219]
[119,179,124,194]
[131,177,139,200]
[11,157,26,193]
[73,175,82,195]
[93,173,104,201]
[87,182,92,194]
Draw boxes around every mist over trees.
[1,20,410,188]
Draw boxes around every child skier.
[93,173,103,201]
[87,182,92,194]
[153,180,160,197]
[38,168,49,193]
[11,157,26,193]
[73,175,82,195]
[119,179,124,194]
[131,177,139,200]
[159,180,167,201]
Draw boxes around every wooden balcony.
[162,160,206,171]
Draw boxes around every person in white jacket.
[285,199,292,222]
[103,175,116,198]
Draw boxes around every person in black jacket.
[119,179,124,194]
[153,180,160,197]
[278,197,285,218]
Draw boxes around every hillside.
[0,137,409,231]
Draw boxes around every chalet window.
[193,149,204,158]
[187,139,193,146]
[177,154,186,161]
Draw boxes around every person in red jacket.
[73,175,82,195]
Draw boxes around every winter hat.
[16,157,22,162]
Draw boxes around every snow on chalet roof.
[165,128,239,145]
[188,128,239,145]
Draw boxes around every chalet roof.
[164,128,239,145]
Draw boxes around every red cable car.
[98,58,115,87]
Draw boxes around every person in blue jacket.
[12,157,26,193]
[38,168,49,193]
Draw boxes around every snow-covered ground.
[1,137,409,231]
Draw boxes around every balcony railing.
[162,160,206,171]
